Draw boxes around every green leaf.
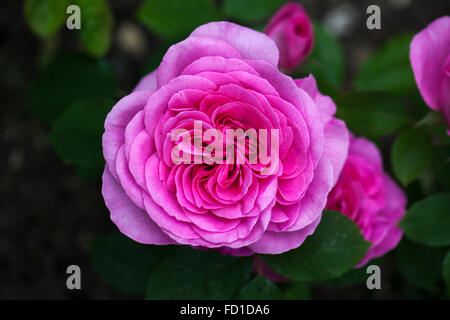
[76,0,113,57]
[392,128,432,186]
[223,0,284,23]
[320,266,368,287]
[434,146,450,191]
[137,0,219,39]
[283,282,310,300]
[143,43,172,75]
[444,250,450,298]
[146,247,252,299]
[262,210,370,282]
[400,193,450,247]
[396,239,446,291]
[354,34,415,93]
[91,235,174,295]
[334,92,411,138]
[300,24,344,91]
[74,164,103,179]
[29,54,117,125]
[237,276,282,300]
[48,99,113,168]
[24,0,68,37]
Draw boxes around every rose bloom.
[326,135,407,267]
[102,22,349,255]
[265,2,314,71]
[410,16,450,134]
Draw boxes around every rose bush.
[326,135,407,267]
[265,2,314,71]
[102,21,349,255]
[410,16,450,133]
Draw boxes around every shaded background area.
[1,0,449,299]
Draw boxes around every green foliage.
[146,247,252,299]
[283,282,310,300]
[301,24,344,93]
[354,34,415,93]
[25,0,113,56]
[396,239,446,291]
[334,92,411,138]
[444,251,450,298]
[262,211,370,282]
[400,193,450,247]
[434,145,450,191]
[237,276,282,300]
[48,99,113,168]
[24,0,449,301]
[29,54,117,125]
[320,266,368,287]
[137,0,220,39]
[91,235,174,295]
[392,128,432,186]
[143,43,172,75]
[24,0,68,37]
[223,0,284,23]
[76,0,114,57]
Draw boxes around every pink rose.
[410,16,450,133]
[326,136,407,267]
[265,2,314,71]
[101,22,348,255]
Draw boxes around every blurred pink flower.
[326,135,407,267]
[265,2,314,71]
[410,16,450,134]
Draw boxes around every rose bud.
[265,2,314,71]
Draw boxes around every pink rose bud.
[410,16,450,134]
[265,2,314,71]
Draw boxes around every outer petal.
[442,56,450,132]
[380,174,407,224]
[284,157,334,231]
[157,36,242,87]
[349,136,383,171]
[356,226,402,268]
[295,75,336,122]
[102,167,175,245]
[324,118,349,185]
[410,16,450,111]
[103,90,154,179]
[190,21,279,66]
[134,70,158,91]
[248,214,321,254]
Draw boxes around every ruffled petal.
[134,70,158,91]
[103,90,154,179]
[102,167,175,245]
[190,21,279,66]
[410,16,450,111]
[248,214,321,254]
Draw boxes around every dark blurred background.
[1,0,449,299]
